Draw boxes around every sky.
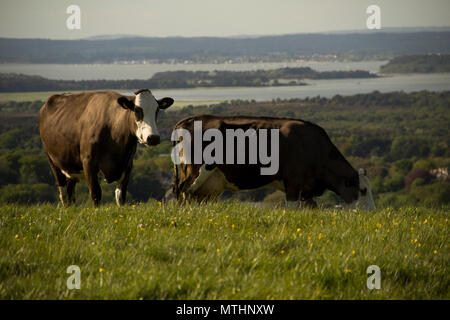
[0,0,449,39]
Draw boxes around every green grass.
[0,201,448,299]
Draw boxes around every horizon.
[1,26,450,41]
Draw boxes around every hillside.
[1,31,450,63]
[380,54,450,73]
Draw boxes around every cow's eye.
[360,188,367,196]
[134,107,143,119]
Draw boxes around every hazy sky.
[1,0,449,39]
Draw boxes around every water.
[140,73,450,103]
[0,61,386,80]
[0,61,449,102]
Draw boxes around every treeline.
[0,68,376,92]
[380,54,450,73]
[0,91,449,207]
[150,68,375,87]
[1,32,450,63]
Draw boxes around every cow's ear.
[118,97,135,111]
[158,97,174,109]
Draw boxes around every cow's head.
[325,147,360,204]
[336,170,360,204]
[118,89,174,146]
[352,168,376,210]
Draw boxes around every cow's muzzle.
[147,135,160,146]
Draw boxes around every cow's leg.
[47,155,68,207]
[284,183,300,209]
[82,160,101,207]
[299,191,318,209]
[67,179,77,205]
[300,198,318,208]
[115,163,133,207]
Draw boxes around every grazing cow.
[171,115,375,210]
[38,89,174,207]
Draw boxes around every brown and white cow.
[38,89,174,207]
[171,115,375,210]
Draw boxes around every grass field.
[0,201,448,299]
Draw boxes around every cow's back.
[38,91,128,174]
[173,115,332,193]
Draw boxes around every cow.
[38,89,174,207]
[171,115,375,210]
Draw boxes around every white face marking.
[135,90,159,144]
[353,174,376,210]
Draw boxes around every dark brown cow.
[38,89,173,207]
[171,115,375,209]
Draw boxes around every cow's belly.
[60,169,115,182]
[187,165,284,198]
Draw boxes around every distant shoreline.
[380,54,450,74]
[0,67,377,93]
